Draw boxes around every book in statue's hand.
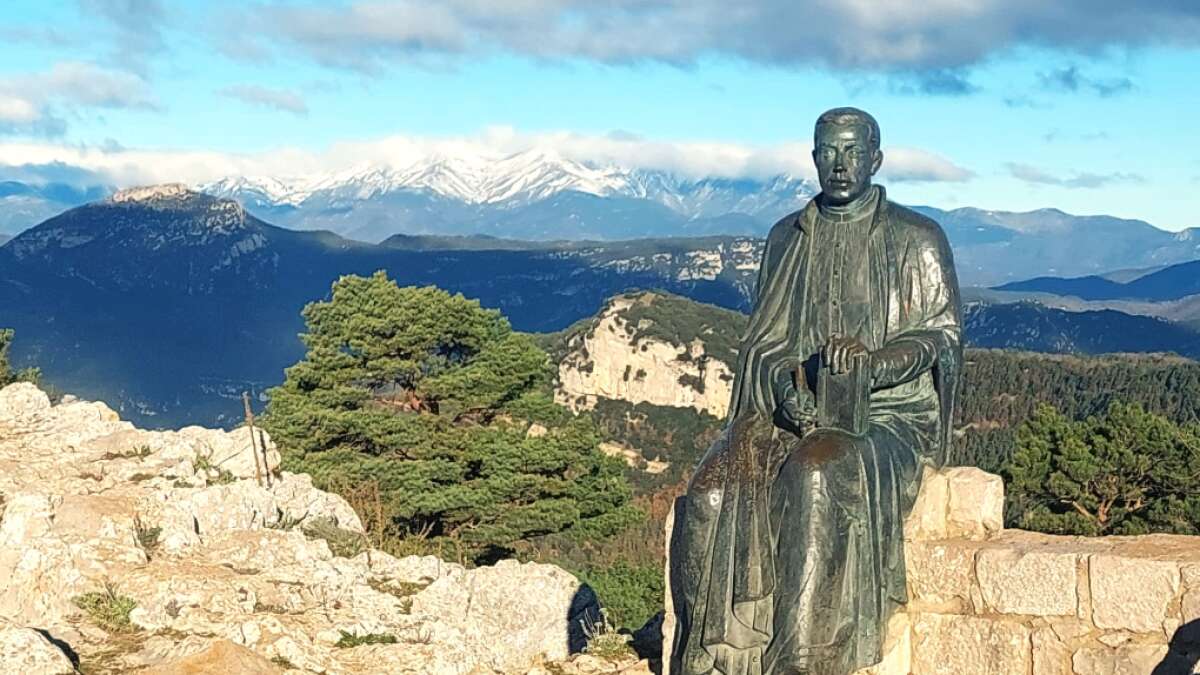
[816,352,870,436]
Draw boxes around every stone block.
[1032,626,1073,675]
[906,540,980,613]
[1089,554,1180,633]
[944,467,1005,540]
[911,613,1031,675]
[977,546,1078,617]
[1070,644,1170,675]
[905,467,950,541]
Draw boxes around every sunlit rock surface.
[0,383,631,674]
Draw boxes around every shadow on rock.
[1153,619,1200,674]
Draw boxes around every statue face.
[813,123,882,206]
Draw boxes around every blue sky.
[0,1,1198,230]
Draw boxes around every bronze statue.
[669,108,962,675]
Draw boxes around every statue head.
[812,107,883,206]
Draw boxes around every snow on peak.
[198,149,818,215]
[111,183,194,203]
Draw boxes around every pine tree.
[1005,402,1200,535]
[264,272,639,561]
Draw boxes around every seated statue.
[668,107,963,675]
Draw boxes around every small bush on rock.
[580,609,636,661]
[302,516,368,558]
[73,582,138,633]
[0,328,39,387]
[334,631,397,648]
[134,516,161,557]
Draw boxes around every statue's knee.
[783,429,859,472]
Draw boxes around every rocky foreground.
[0,383,651,674]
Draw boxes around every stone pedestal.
[663,464,1200,674]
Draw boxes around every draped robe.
[669,186,962,675]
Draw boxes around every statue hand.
[773,368,816,435]
[822,335,870,375]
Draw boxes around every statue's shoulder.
[884,200,951,252]
[765,205,807,247]
[769,206,806,234]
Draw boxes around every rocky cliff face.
[0,383,646,674]
[555,293,737,419]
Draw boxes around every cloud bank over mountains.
[0,126,973,190]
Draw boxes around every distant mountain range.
[995,259,1200,302]
[2,186,1198,428]
[963,301,1200,355]
[917,206,1200,287]
[199,150,817,244]
[1,151,1196,286]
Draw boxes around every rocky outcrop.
[0,383,620,674]
[665,465,1200,674]
[0,621,77,674]
[555,293,736,418]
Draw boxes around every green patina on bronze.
[669,108,963,675]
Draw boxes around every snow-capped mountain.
[198,149,818,242]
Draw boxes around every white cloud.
[0,127,973,186]
[1006,162,1143,189]
[219,85,309,115]
[0,61,158,136]
[229,0,1200,74]
[39,62,158,109]
[0,96,41,125]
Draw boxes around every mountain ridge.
[996,258,1200,302]
[3,187,1198,429]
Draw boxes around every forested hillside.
[954,350,1200,472]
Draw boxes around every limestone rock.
[0,622,76,675]
[905,539,980,614]
[537,654,654,675]
[910,613,1031,675]
[1032,626,1073,675]
[945,467,1005,539]
[139,639,283,674]
[1071,644,1171,675]
[1089,554,1180,633]
[0,383,599,674]
[356,551,464,585]
[554,294,734,418]
[976,545,1078,616]
[904,466,1004,542]
[905,467,951,541]
[411,558,600,672]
